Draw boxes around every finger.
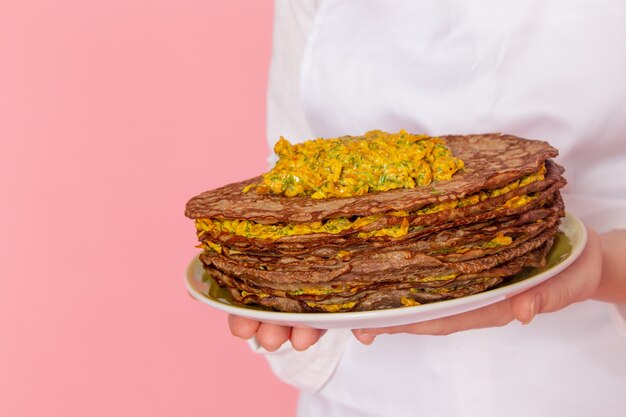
[255,323,292,352]
[228,314,261,339]
[352,329,376,345]
[510,227,602,323]
[358,298,515,338]
[290,327,326,351]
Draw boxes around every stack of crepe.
[185,132,566,313]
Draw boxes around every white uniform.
[257,1,626,415]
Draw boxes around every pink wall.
[0,1,299,416]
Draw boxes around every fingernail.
[359,334,376,345]
[524,294,543,325]
[355,330,377,345]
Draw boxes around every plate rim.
[185,211,587,328]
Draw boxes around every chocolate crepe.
[185,132,566,312]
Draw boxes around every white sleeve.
[608,304,626,337]
[247,329,351,392]
[610,223,626,330]
[267,0,320,168]
[259,1,352,394]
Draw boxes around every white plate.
[185,212,586,329]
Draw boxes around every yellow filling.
[241,288,360,313]
[288,286,358,296]
[305,301,357,312]
[241,291,268,299]
[401,297,421,307]
[413,273,459,283]
[483,235,513,248]
[357,218,410,238]
[196,215,381,241]
[247,129,465,199]
[197,164,545,243]
[204,240,222,254]
[500,194,536,210]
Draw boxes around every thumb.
[510,227,602,324]
[510,291,544,325]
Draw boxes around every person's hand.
[353,226,603,344]
[228,315,324,352]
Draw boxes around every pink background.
[0,1,300,416]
